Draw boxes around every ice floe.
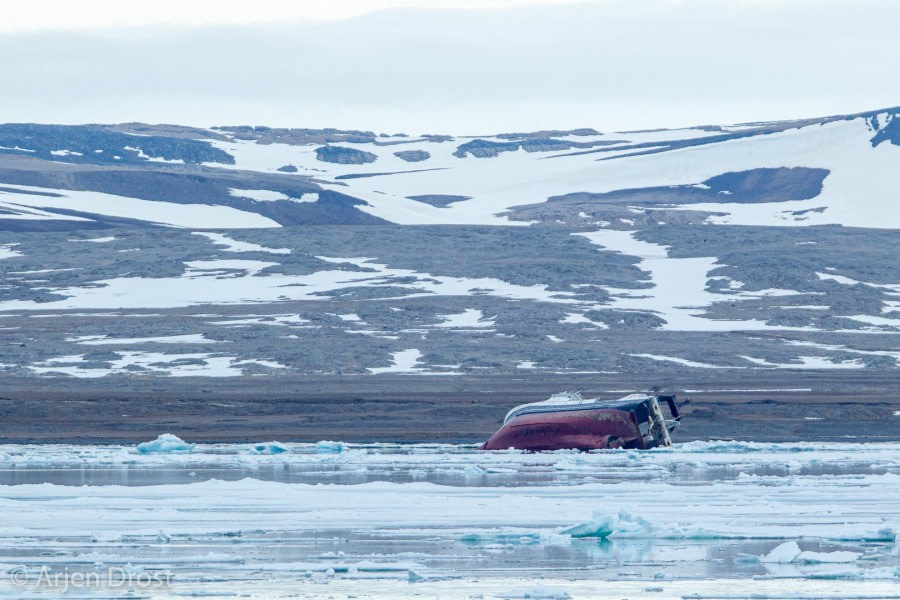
[760,541,861,564]
[497,586,572,599]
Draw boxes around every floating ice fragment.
[733,553,761,564]
[761,540,802,563]
[497,586,572,599]
[315,440,346,454]
[459,532,541,546]
[830,527,896,542]
[251,441,288,454]
[316,440,347,454]
[806,566,900,580]
[562,510,728,540]
[484,467,517,474]
[760,540,861,564]
[561,511,616,538]
[796,549,862,563]
[136,433,195,454]
[463,465,486,476]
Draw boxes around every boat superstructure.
[481,391,683,451]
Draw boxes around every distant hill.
[0,108,897,381]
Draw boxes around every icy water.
[0,441,898,599]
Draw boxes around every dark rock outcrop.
[394,150,431,163]
[315,145,378,165]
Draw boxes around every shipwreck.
[481,391,684,451]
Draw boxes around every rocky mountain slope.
[0,108,897,381]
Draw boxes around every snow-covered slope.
[199,109,900,228]
[0,108,898,229]
[0,109,897,378]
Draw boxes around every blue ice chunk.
[315,440,346,454]
[136,433,195,454]
[252,442,288,455]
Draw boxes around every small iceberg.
[315,440,346,454]
[561,512,616,539]
[562,510,651,539]
[136,433,195,454]
[251,441,288,455]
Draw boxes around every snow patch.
[578,229,816,333]
[193,231,290,254]
[71,236,116,243]
[630,353,732,369]
[66,334,222,345]
[741,355,866,369]
[368,349,424,374]
[0,243,23,260]
[228,188,290,202]
[29,352,286,378]
[432,308,495,329]
[0,183,280,228]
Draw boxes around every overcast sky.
[1,0,898,133]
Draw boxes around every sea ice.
[497,586,572,599]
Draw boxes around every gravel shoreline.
[2,372,897,444]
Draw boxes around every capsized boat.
[480,391,684,451]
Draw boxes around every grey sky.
[1,0,898,133]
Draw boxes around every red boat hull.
[480,407,645,451]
